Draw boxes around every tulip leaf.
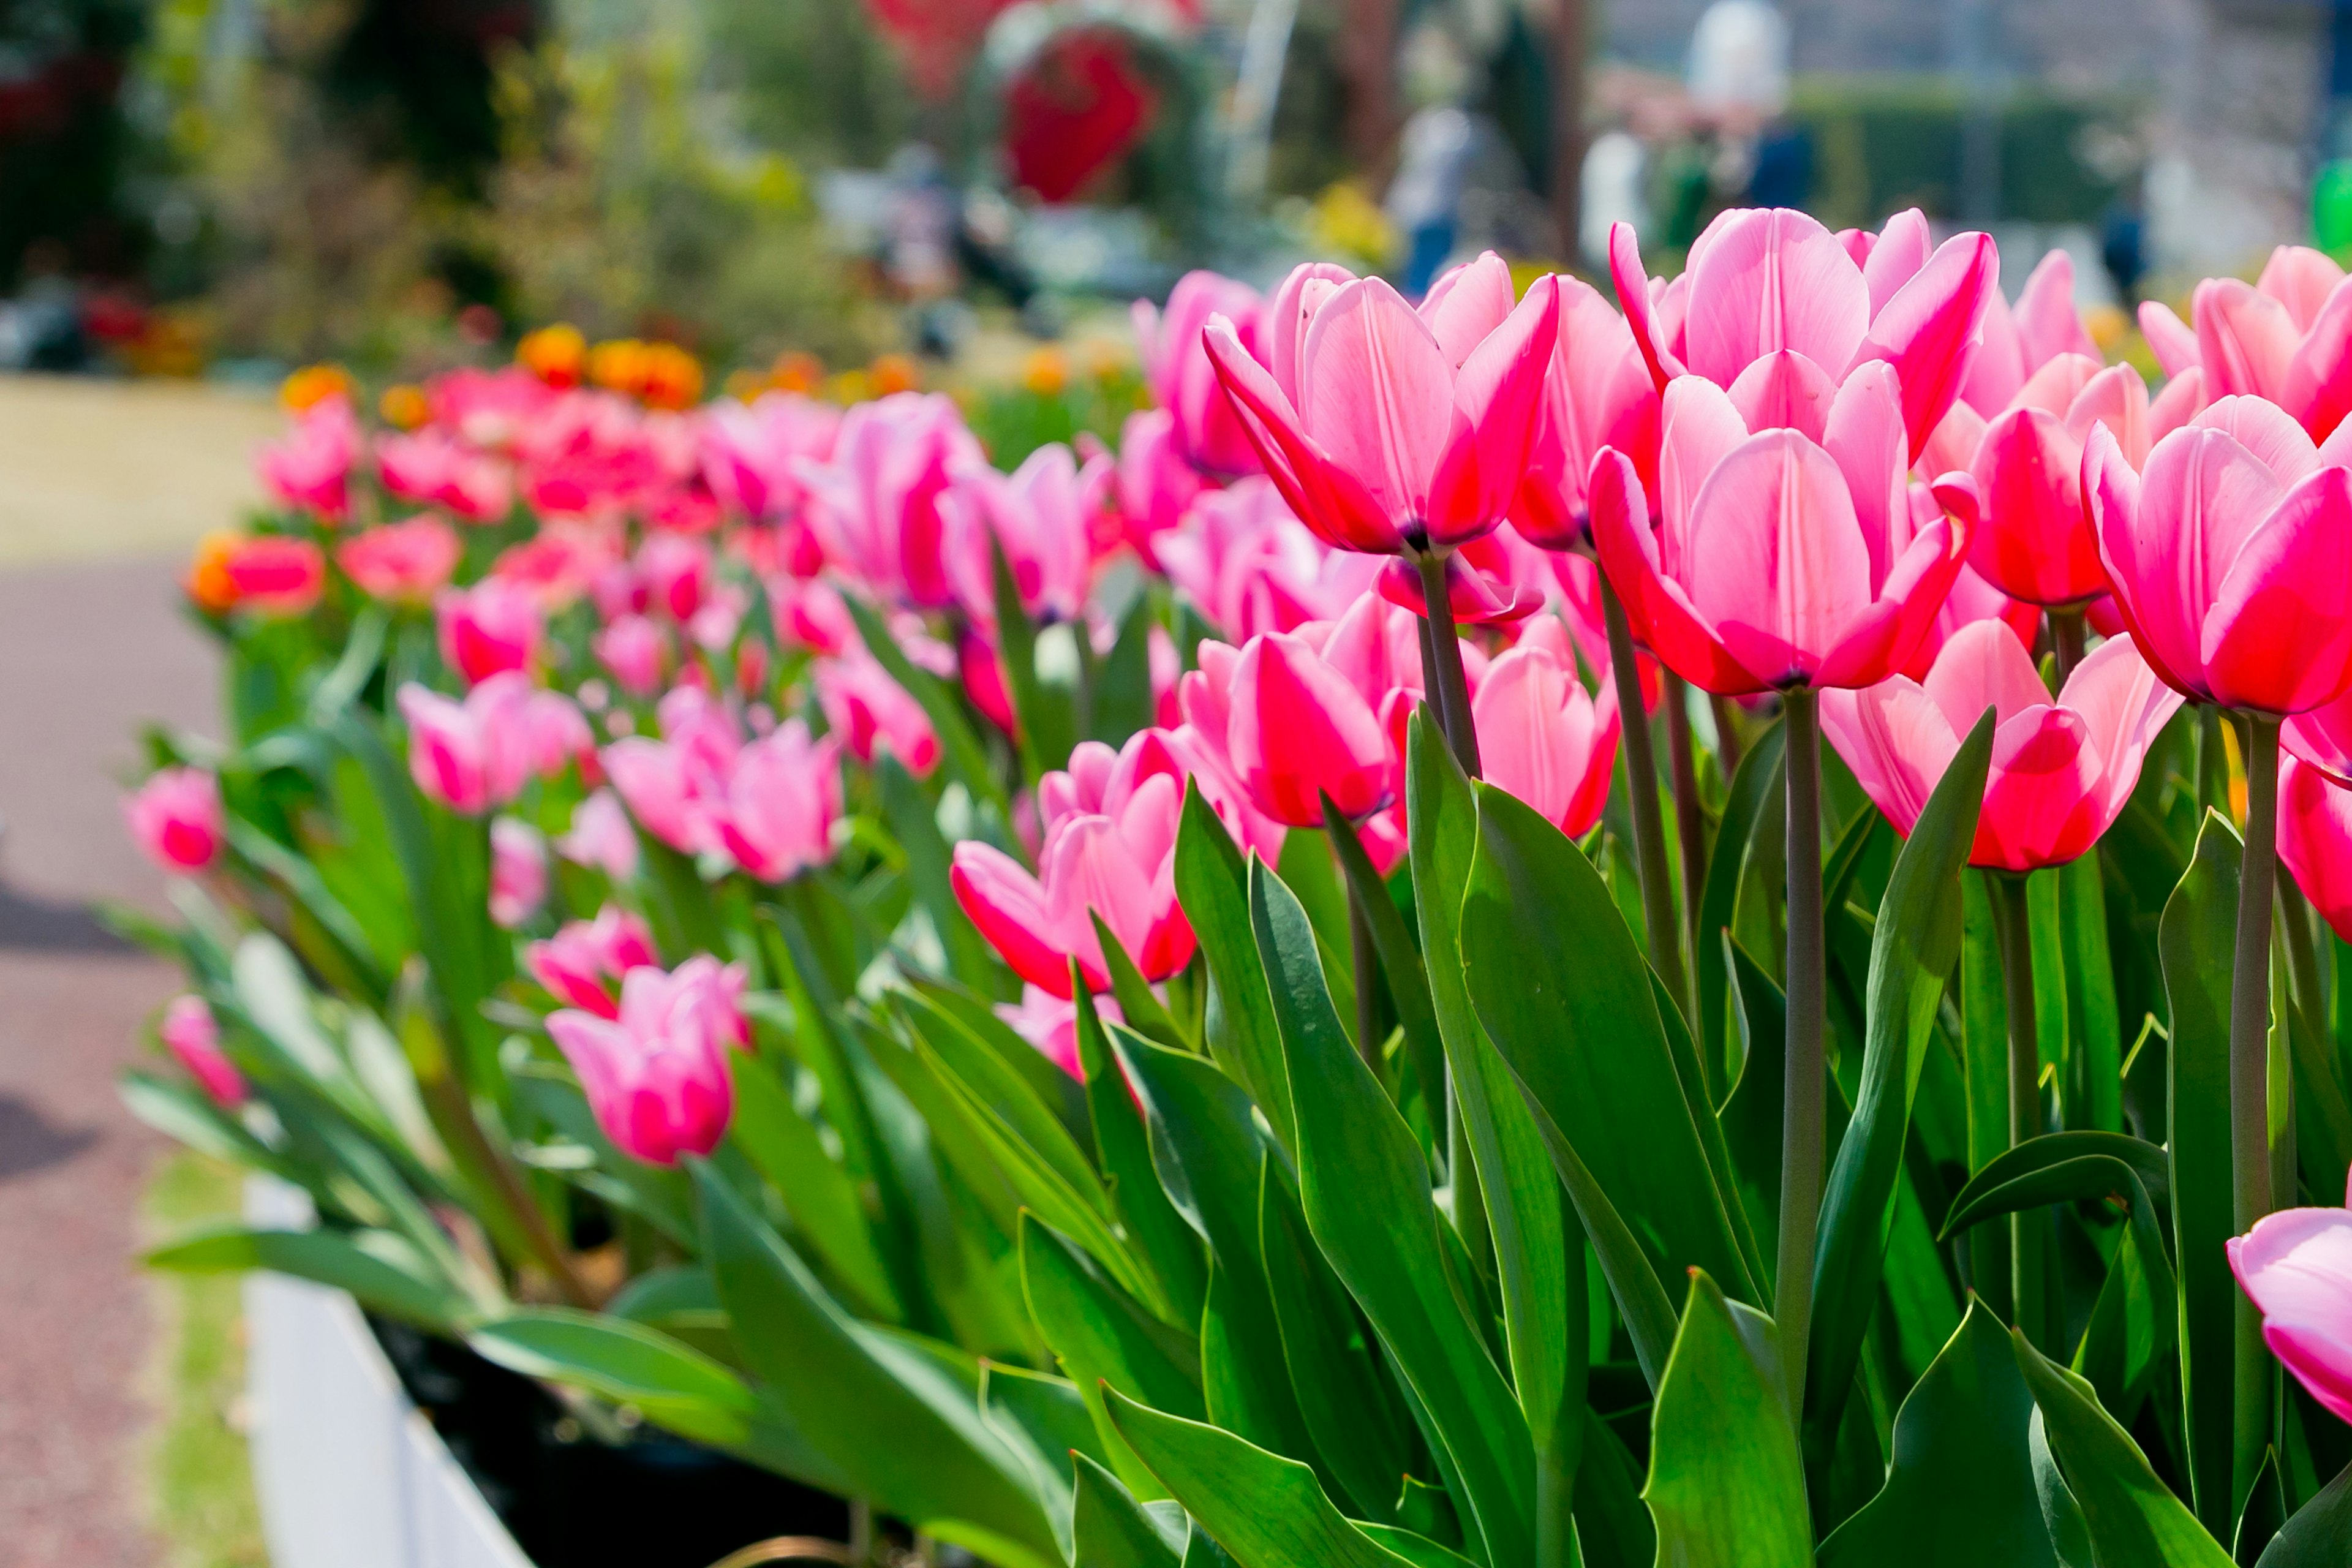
[2011,1328,2235,1568]
[1403,714,1582,1476]
[911,978,1092,1140]
[146,1222,473,1331]
[1938,1133,2175,1321]
[2060,855,2124,1133]
[1104,1390,1417,1568]
[1573,1414,1657,1568]
[1460,780,1754,1351]
[1073,978,1208,1327]
[694,1162,1065,1568]
[1817,1302,2059,1568]
[1353,1526,1477,1568]
[121,1069,293,1178]
[1323,797,1448,1118]
[1091,911,1191,1052]
[1172,780,1293,1149]
[990,529,1079,784]
[2162,810,2242,1542]
[897,986,1101,1197]
[727,1052,902,1320]
[876,756,1001,992]
[982,1360,1102,1559]
[466,1307,771,1450]
[2258,1461,2352,1566]
[1250,857,1538,1567]
[1719,933,1787,1264]
[842,593,1008,815]
[1697,720,1787,1079]
[1072,1450,1187,1568]
[1642,1270,1812,1568]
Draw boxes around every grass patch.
[142,1149,268,1568]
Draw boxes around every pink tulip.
[637,532,713,622]
[1223,628,1394,826]
[337,516,462,605]
[1591,358,1972,695]
[398,674,535,815]
[489,817,549,929]
[997,986,1125,1080]
[2280,755,2352,943]
[160,995,244,1107]
[545,956,747,1166]
[951,733,1194,997]
[527,905,660,1017]
[194,534,326,616]
[601,693,741,857]
[258,398,357,521]
[1135,269,1268,477]
[1512,274,1662,548]
[522,690,594,780]
[815,654,941,778]
[556,788,641,880]
[1611,207,1997,461]
[1373,532,1546,627]
[768,574,854,656]
[375,428,513,522]
[1113,409,1207,561]
[492,526,618,612]
[437,578,544,687]
[429,365,559,451]
[1821,619,2182,872]
[710,720,842,882]
[2139,246,2352,442]
[702,391,840,519]
[1537,549,1662,712]
[942,442,1112,624]
[1958,247,2101,418]
[2227,1166,2352,1425]
[126,767,224,874]
[796,392,982,608]
[1155,478,1380,641]
[2086,396,2352,715]
[595,614,671,696]
[1472,641,1620,839]
[958,630,1018,736]
[1204,252,1562,557]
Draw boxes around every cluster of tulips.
[121,212,2352,1567]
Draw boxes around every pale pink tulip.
[595,614,671,696]
[942,442,1112,625]
[2139,246,2352,441]
[1114,409,1207,560]
[2228,1166,2352,1425]
[637,532,713,622]
[437,578,544,686]
[1822,619,2182,871]
[702,391,840,519]
[337,516,461,605]
[997,986,1124,1080]
[1472,642,1620,839]
[527,905,660,1018]
[795,392,982,608]
[399,674,536,814]
[1591,358,1972,695]
[1611,207,1997,460]
[815,654,941,778]
[489,817,549,929]
[601,693,741,857]
[160,995,244,1107]
[1204,252,1562,556]
[545,956,747,1166]
[556,788,641,880]
[1155,478,1379,641]
[523,690,594,780]
[1512,274,1661,548]
[711,720,841,882]
[2086,396,2352,715]
[126,767,224,875]
[1136,270,1268,477]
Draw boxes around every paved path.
[0,374,255,1564]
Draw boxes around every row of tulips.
[122,213,2352,1567]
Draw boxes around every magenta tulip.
[545,956,747,1166]
[637,532,714,622]
[375,428,512,522]
[2139,246,2352,442]
[815,652,941,778]
[710,720,841,883]
[1223,628,1394,826]
[1204,252,1561,557]
[1821,619,2182,871]
[398,675,535,814]
[527,905,660,1018]
[2228,1169,2352,1425]
[126,766,224,875]
[701,391,840,519]
[1134,269,1268,477]
[1472,641,1619,839]
[1512,274,1661,548]
[1591,359,1972,695]
[2086,396,2352,715]
[437,578,544,686]
[796,391,981,609]
[258,396,358,521]
[160,995,244,1108]
[1113,409,1207,560]
[941,441,1112,624]
[602,694,739,858]
[1155,478,1379,642]
[1169,643,1291,862]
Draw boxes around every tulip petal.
[2283,276,2352,442]
[1859,208,1932,315]
[1657,375,1752,570]
[1683,429,1872,687]
[1921,617,2051,732]
[1822,360,1909,585]
[1684,208,1871,388]
[1725,349,1837,442]
[2013,249,2099,368]
[1610,222,1684,391]
[2203,466,2352,714]
[1819,677,1955,839]
[1970,405,2103,606]
[2190,394,2321,487]
[1299,279,1457,538]
[1588,445,1766,694]
[2256,245,2348,331]
[2281,755,2352,943]
[1432,274,1562,543]
[1419,252,1518,367]
[1853,230,1999,460]
[2195,278,2299,401]
[2062,633,2183,821]
[1206,315,1404,554]
[951,843,1075,997]
[2139,300,2201,379]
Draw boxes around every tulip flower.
[941,442,1112,625]
[1135,269,1268,477]
[556,788,641,881]
[1112,409,1206,561]
[997,986,1124,1080]
[126,767,224,875]
[1591,361,1973,697]
[337,516,461,605]
[1611,206,1997,460]
[815,653,941,778]
[637,532,713,622]
[594,614,670,696]
[1203,251,1561,560]
[951,733,1193,997]
[545,956,747,1166]
[1223,628,1394,827]
[796,391,982,609]
[437,578,544,686]
[2228,1168,2352,1425]
[2280,755,2352,944]
[489,817,549,929]
[710,720,841,883]
[375,428,513,522]
[398,674,535,815]
[160,995,244,1108]
[702,391,840,519]
[2139,245,2352,441]
[601,693,741,857]
[257,396,357,521]
[1958,247,2101,418]
[1166,644,1292,863]
[527,905,660,1017]
[186,532,326,617]
[1512,274,1662,548]
[1155,478,1379,642]
[1822,620,2183,872]
[1471,641,1620,840]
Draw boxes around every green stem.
[1776,689,1826,1422]
[1711,691,1744,777]
[1415,551,1483,778]
[1348,876,1384,1070]
[1599,576,1691,1009]
[1664,671,1709,1041]
[1986,869,2049,1349]
[2048,606,2088,685]
[2233,712,2282,1499]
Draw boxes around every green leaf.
[1093,912,1191,1052]
[1250,859,1537,1567]
[983,1360,1101,1558]
[1574,1415,1657,1568]
[1697,721,1787,1077]
[1074,978,1208,1327]
[1818,1302,2059,1567]
[1719,933,1789,1264]
[1460,782,1752,1370]
[1354,1526,1478,1568]
[467,1308,764,1449]
[1939,1131,2175,1317]
[1074,1450,1186,1568]
[2012,1329,2234,1568]
[876,756,1001,992]
[146,1223,472,1330]
[1324,797,1447,1117]
[1172,780,1293,1149]
[2060,856,2124,1133]
[121,1070,290,1176]
[843,592,1008,814]
[695,1163,1063,1568]
[728,1053,902,1319]
[2163,810,2244,1542]
[1642,1270,1812,1568]
[992,530,1080,782]
[2258,1463,2352,1566]
[1105,1391,1416,1568]
[1805,709,1992,1446]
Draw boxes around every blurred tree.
[0,0,151,288]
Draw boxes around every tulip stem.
[1985,869,2049,1350]
[1664,672,1708,1036]
[2048,606,2087,685]
[1415,551,1483,778]
[1599,577,1690,1011]
[2231,711,2282,1498]
[1711,691,1745,777]
[1776,688,1826,1424]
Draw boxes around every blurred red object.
[1003,28,1158,203]
[862,0,1020,98]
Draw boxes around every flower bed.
[124,225,2352,1566]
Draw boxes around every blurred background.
[0,0,2339,388]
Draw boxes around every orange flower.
[771,350,825,393]
[186,531,241,614]
[186,532,325,616]
[518,323,588,388]
[636,342,704,410]
[1021,346,1069,397]
[587,337,647,395]
[379,383,430,430]
[280,363,355,413]
[869,353,921,396]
